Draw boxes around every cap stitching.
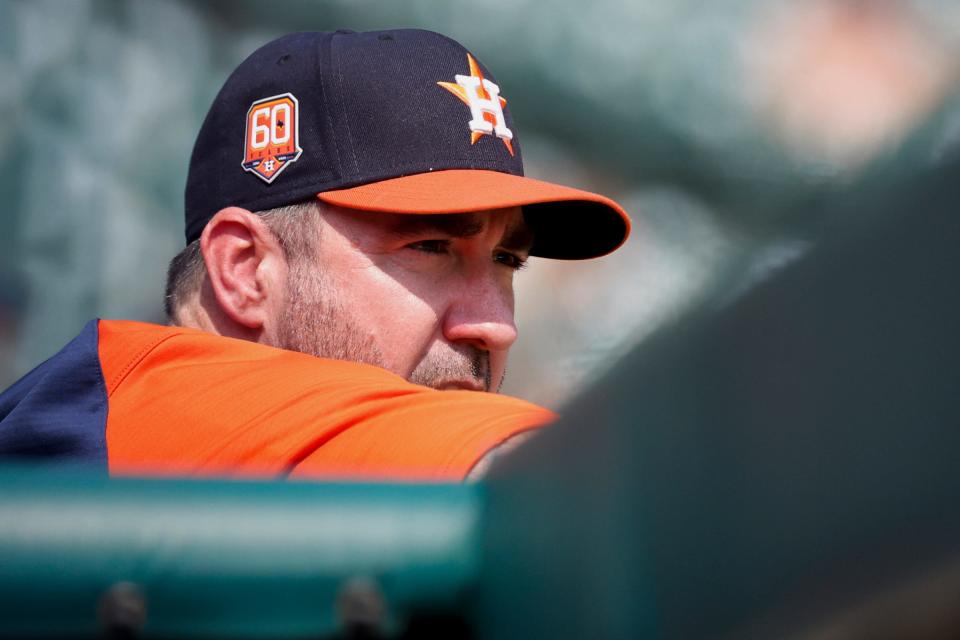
[317,34,346,177]
[333,42,361,176]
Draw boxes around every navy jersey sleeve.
[0,320,108,467]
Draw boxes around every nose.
[442,273,518,352]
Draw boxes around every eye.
[494,250,528,271]
[407,239,451,254]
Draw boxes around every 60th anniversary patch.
[242,93,303,183]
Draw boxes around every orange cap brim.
[317,169,631,259]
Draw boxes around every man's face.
[273,205,532,392]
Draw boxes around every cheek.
[337,268,444,368]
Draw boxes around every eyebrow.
[387,214,486,240]
[500,221,535,254]
[388,213,534,253]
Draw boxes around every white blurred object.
[743,0,957,169]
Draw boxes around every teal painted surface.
[0,467,481,638]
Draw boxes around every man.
[0,29,630,480]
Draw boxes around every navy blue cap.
[184,29,630,259]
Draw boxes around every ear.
[200,207,287,333]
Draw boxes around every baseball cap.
[185,29,630,259]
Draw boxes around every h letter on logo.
[455,75,513,142]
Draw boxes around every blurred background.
[1,0,959,408]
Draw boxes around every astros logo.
[438,54,514,156]
[242,93,303,183]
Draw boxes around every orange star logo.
[438,53,514,156]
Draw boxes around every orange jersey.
[101,320,554,480]
[0,320,554,481]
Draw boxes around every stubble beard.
[275,257,386,370]
[275,260,497,392]
[408,344,494,392]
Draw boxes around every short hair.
[164,200,322,323]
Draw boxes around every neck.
[173,284,262,344]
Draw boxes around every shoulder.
[98,321,556,481]
[465,429,538,481]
